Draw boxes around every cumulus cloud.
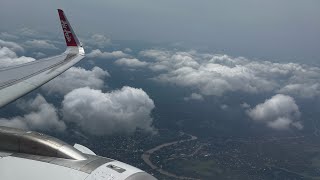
[84,34,111,48]
[91,34,111,47]
[0,39,24,53]
[42,66,109,95]
[184,93,204,101]
[140,49,199,71]
[62,87,155,135]
[240,102,250,109]
[0,85,155,135]
[0,94,66,132]
[17,27,38,37]
[87,49,129,59]
[24,40,58,50]
[0,47,35,68]
[139,49,171,61]
[220,104,228,110]
[278,83,320,99]
[33,52,46,58]
[0,32,19,40]
[124,48,132,53]
[149,64,170,72]
[138,49,320,99]
[115,58,148,68]
[247,94,302,130]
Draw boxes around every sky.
[1,0,320,61]
[0,1,320,135]
[1,3,320,179]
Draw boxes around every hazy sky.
[1,0,320,60]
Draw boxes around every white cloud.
[0,85,155,135]
[124,48,132,53]
[184,93,204,101]
[0,32,19,40]
[149,64,170,72]
[0,94,66,132]
[42,66,109,95]
[139,49,171,61]
[220,104,228,110]
[247,94,302,130]
[0,47,35,68]
[240,102,250,109]
[33,52,46,58]
[84,34,111,48]
[115,58,148,68]
[292,121,303,130]
[151,54,275,96]
[62,87,155,135]
[17,27,38,37]
[0,39,24,53]
[92,34,111,47]
[267,117,292,130]
[87,49,129,59]
[278,83,320,99]
[139,49,320,99]
[25,40,58,50]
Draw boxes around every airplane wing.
[0,9,85,108]
[0,10,157,180]
[0,126,157,180]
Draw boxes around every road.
[141,133,198,180]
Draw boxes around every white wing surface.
[0,9,85,107]
[0,126,157,180]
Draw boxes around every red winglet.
[58,9,79,47]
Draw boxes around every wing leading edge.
[0,9,85,107]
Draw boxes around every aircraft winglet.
[58,9,80,47]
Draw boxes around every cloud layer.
[0,46,35,68]
[0,86,155,135]
[0,94,66,131]
[42,66,109,95]
[62,87,155,135]
[87,49,129,59]
[138,49,320,99]
[83,34,111,48]
[0,40,155,135]
[0,39,24,53]
[115,58,148,68]
[184,93,204,101]
[24,40,58,50]
[247,94,302,130]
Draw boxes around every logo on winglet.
[61,20,72,42]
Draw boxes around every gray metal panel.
[19,132,62,158]
[0,156,89,180]
[13,153,56,163]
[10,153,113,173]
[107,164,126,173]
[80,156,114,174]
[0,130,20,151]
[0,126,87,160]
[0,54,67,89]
